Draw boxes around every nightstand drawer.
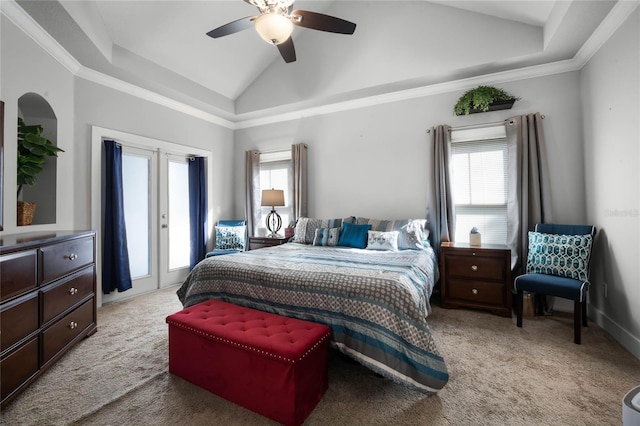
[447,278,505,306]
[446,255,506,281]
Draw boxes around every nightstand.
[440,242,512,317]
[248,236,289,251]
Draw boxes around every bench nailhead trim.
[168,321,331,364]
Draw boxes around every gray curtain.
[244,150,261,236]
[506,112,553,274]
[291,143,308,221]
[427,125,455,256]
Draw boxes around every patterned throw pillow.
[356,218,430,249]
[292,217,355,244]
[313,227,341,246]
[526,231,593,281]
[337,222,371,249]
[215,225,246,251]
[366,230,399,251]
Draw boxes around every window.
[451,125,508,245]
[259,151,292,234]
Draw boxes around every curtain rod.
[426,115,545,133]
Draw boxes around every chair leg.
[516,290,523,328]
[574,300,581,344]
[582,300,588,327]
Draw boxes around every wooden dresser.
[0,230,97,407]
[248,236,289,251]
[440,242,512,317]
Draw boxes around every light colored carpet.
[2,285,639,425]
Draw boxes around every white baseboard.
[589,304,640,361]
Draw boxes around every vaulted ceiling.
[7,1,624,126]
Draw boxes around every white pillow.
[366,230,399,251]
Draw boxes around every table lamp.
[261,189,285,237]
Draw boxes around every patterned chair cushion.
[366,230,399,251]
[215,225,246,251]
[313,227,341,246]
[526,231,593,281]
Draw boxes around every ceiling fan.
[206,0,357,63]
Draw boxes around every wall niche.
[17,93,59,226]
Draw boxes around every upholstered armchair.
[206,220,247,257]
[514,224,596,344]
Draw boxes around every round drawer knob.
[471,265,478,271]
[68,253,78,261]
[69,321,78,329]
[69,287,78,295]
[472,288,478,295]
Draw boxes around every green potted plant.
[17,117,64,225]
[454,85,519,116]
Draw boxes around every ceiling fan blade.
[206,16,254,38]
[277,37,296,63]
[291,10,356,35]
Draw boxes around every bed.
[176,218,449,394]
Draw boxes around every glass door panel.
[159,153,191,287]
[168,161,190,270]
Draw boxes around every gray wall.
[1,16,235,235]
[581,8,640,356]
[234,71,586,225]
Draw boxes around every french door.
[102,146,191,304]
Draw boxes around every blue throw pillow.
[215,225,246,251]
[338,222,372,249]
[526,231,593,281]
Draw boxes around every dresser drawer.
[1,337,38,402]
[41,266,95,324]
[445,254,506,281]
[42,299,94,364]
[0,250,38,302]
[0,292,39,352]
[447,278,505,306]
[41,237,94,284]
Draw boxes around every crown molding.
[4,0,637,131]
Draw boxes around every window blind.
[451,129,508,245]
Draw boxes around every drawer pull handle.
[471,265,478,271]
[472,288,478,295]
[68,253,78,261]
[69,287,78,295]
[69,321,78,329]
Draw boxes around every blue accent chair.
[514,224,596,344]
[206,220,247,258]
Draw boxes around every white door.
[102,148,191,303]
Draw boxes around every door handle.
[161,224,168,229]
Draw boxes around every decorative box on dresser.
[0,231,97,407]
[248,236,288,251]
[440,242,512,317]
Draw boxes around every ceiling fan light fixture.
[254,12,293,45]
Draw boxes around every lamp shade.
[254,12,294,45]
[261,189,285,207]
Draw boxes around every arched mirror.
[17,93,59,226]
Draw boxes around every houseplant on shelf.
[454,85,519,116]
[17,117,64,226]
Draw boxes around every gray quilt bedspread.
[176,243,449,394]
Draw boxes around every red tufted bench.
[166,299,331,426]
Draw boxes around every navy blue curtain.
[102,140,132,294]
[189,157,208,269]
